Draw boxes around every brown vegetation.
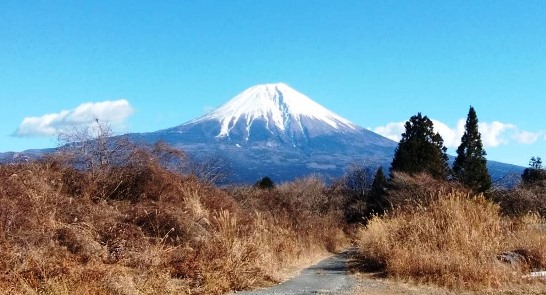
[493,180,546,217]
[357,173,546,291]
[0,155,348,294]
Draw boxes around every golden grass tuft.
[357,188,546,291]
[0,158,348,294]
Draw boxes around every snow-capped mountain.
[190,83,357,141]
[128,84,395,182]
[159,83,392,149]
[125,83,523,184]
[1,83,524,185]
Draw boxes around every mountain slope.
[0,83,524,185]
[129,83,395,182]
[160,83,391,147]
[189,83,357,140]
[130,83,522,184]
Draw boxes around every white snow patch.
[190,83,357,138]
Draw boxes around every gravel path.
[233,249,356,295]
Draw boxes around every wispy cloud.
[430,119,465,148]
[475,121,516,147]
[373,122,406,141]
[374,118,540,148]
[14,99,133,137]
[512,130,542,144]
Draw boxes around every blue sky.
[1,1,545,166]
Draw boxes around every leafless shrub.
[100,222,146,251]
[56,120,134,175]
[277,175,331,216]
[387,171,468,210]
[188,155,230,185]
[129,208,189,245]
[148,141,188,173]
[494,182,546,217]
[0,145,350,294]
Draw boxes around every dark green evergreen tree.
[452,106,491,193]
[390,113,450,180]
[522,156,546,185]
[255,176,275,190]
[368,167,389,216]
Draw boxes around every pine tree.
[390,113,450,180]
[368,167,388,216]
[453,106,491,192]
[255,176,275,190]
[522,156,546,185]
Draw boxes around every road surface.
[233,249,356,295]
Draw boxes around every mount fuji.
[189,83,359,142]
[1,83,523,185]
[130,83,521,184]
[131,83,398,182]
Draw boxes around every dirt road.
[232,249,462,295]
[233,249,356,295]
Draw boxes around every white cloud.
[512,130,542,144]
[374,118,539,148]
[15,99,133,137]
[476,121,516,147]
[373,122,406,141]
[430,119,465,148]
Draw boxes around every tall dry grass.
[357,187,546,291]
[0,157,347,294]
[493,180,546,217]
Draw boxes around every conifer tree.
[255,176,275,190]
[368,167,388,216]
[453,106,491,192]
[522,156,546,185]
[390,113,450,180]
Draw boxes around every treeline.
[339,106,546,224]
[390,106,490,190]
[355,107,546,291]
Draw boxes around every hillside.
[0,83,524,185]
[130,83,522,184]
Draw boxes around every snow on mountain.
[1,82,524,186]
[189,83,357,139]
[135,82,399,183]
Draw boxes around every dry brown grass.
[0,158,348,294]
[493,181,546,217]
[357,185,546,291]
[387,172,469,210]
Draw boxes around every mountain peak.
[190,83,357,140]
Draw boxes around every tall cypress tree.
[368,167,388,216]
[521,156,546,185]
[390,113,450,180]
[453,106,491,192]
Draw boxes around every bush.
[358,189,546,290]
[0,150,349,294]
[387,172,468,210]
[255,176,275,190]
[339,166,372,223]
[494,183,546,217]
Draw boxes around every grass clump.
[357,178,546,291]
[0,155,348,294]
